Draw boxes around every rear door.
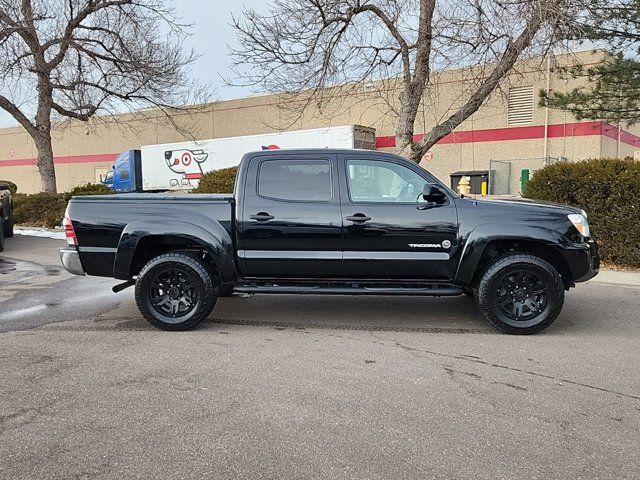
[238,153,343,277]
[339,154,459,281]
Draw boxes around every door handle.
[345,214,371,223]
[250,212,275,222]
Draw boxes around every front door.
[238,153,343,278]
[340,155,459,281]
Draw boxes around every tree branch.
[0,93,35,134]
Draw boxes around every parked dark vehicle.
[60,149,599,334]
[0,182,14,251]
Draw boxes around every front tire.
[135,252,217,331]
[476,254,564,335]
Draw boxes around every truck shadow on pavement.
[112,293,596,336]
[206,294,493,334]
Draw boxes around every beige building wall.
[1,49,637,194]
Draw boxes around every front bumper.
[60,247,86,276]
[562,238,599,283]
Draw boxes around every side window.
[347,159,428,203]
[258,159,332,202]
[120,169,130,181]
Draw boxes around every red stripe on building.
[375,121,640,149]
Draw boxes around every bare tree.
[232,0,570,163]
[0,0,204,193]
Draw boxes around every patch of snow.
[14,228,66,240]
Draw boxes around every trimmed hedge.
[0,180,18,194]
[524,158,640,267]
[13,193,67,229]
[194,166,238,194]
[64,182,111,201]
[13,183,112,229]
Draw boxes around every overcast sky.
[0,0,267,128]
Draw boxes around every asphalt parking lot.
[1,234,639,479]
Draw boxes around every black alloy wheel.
[149,267,199,319]
[494,269,549,324]
[476,254,564,334]
[135,251,217,331]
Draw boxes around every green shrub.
[64,182,111,201]
[14,183,113,228]
[13,192,67,229]
[0,180,18,194]
[194,166,238,194]
[524,158,640,267]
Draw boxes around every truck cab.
[101,150,142,193]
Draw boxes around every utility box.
[520,169,530,192]
[450,170,489,195]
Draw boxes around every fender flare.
[113,220,235,282]
[454,223,568,285]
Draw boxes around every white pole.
[543,55,551,161]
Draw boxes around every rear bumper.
[59,247,86,276]
[562,238,599,283]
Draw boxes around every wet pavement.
[0,235,639,479]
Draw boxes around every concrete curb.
[14,226,65,240]
[14,226,61,232]
[592,270,640,287]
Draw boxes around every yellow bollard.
[457,176,471,196]
[481,181,488,196]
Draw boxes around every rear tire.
[135,252,217,331]
[4,211,13,238]
[476,254,564,335]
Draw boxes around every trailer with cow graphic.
[102,125,375,193]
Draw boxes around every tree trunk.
[394,0,436,165]
[33,131,57,193]
[33,77,57,193]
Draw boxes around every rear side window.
[258,159,332,202]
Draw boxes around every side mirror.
[421,183,446,203]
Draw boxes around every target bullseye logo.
[181,152,192,166]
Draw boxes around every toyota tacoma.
[60,149,599,334]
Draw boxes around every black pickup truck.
[0,182,14,251]
[60,149,599,334]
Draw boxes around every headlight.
[568,213,590,237]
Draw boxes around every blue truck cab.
[102,150,142,193]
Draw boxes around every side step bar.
[234,284,463,296]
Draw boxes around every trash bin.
[450,170,489,195]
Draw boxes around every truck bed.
[68,193,234,277]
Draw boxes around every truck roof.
[242,148,400,158]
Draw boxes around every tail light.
[63,210,77,246]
